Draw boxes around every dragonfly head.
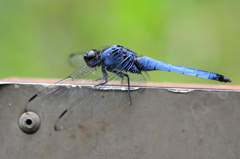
[84,49,101,67]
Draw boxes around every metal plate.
[0,83,240,159]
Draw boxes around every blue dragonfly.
[25,44,232,131]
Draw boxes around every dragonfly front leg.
[113,70,132,106]
[94,66,108,87]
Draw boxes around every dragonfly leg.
[94,66,108,87]
[113,71,132,106]
[112,71,124,83]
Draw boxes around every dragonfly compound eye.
[84,50,97,62]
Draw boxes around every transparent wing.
[25,51,149,131]
[68,52,86,68]
[54,71,149,131]
[25,63,105,114]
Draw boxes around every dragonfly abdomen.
[136,56,232,83]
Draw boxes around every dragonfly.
[25,44,232,131]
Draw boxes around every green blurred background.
[1,0,239,84]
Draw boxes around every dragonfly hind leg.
[113,70,132,106]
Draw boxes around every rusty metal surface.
[0,81,240,159]
[2,77,240,90]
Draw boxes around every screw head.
[19,111,40,134]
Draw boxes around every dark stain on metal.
[192,102,203,112]
[199,137,203,145]
[86,133,91,138]
[78,125,91,138]
[100,120,109,132]
[78,125,87,132]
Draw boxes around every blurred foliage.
[0,0,239,84]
